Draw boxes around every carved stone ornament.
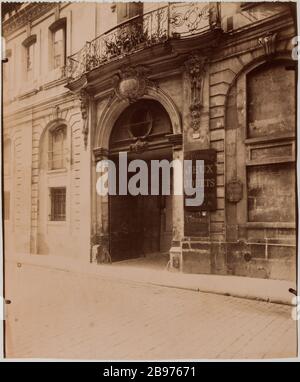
[185,54,207,132]
[79,89,90,149]
[129,139,149,154]
[112,65,153,103]
[51,105,60,120]
[166,133,183,149]
[93,147,109,162]
[189,102,202,132]
[258,32,277,57]
[226,179,243,203]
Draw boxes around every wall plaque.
[226,179,243,203]
[184,211,209,237]
[184,149,217,212]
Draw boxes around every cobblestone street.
[4,261,297,360]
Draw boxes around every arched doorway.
[108,99,173,262]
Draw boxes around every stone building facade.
[2,2,297,281]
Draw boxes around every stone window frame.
[39,119,71,229]
[236,60,296,228]
[48,124,67,171]
[49,17,67,70]
[22,34,37,79]
[49,187,67,221]
[116,2,143,24]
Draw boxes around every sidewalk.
[6,253,297,306]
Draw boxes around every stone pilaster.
[167,134,184,271]
[92,147,110,261]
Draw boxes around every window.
[26,43,34,72]
[49,18,66,69]
[53,28,65,68]
[4,191,10,221]
[117,2,143,23]
[50,187,66,221]
[110,100,172,151]
[48,125,66,170]
[128,107,152,137]
[3,139,11,176]
[117,2,128,23]
[22,34,36,79]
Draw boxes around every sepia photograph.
[0,0,299,363]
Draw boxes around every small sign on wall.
[184,149,217,212]
[184,210,209,237]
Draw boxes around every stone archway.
[95,85,182,150]
[92,86,184,265]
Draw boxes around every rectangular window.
[48,125,66,170]
[117,2,143,23]
[26,43,34,72]
[22,35,36,79]
[49,18,67,70]
[117,3,128,23]
[4,191,10,221]
[50,187,66,221]
[53,28,65,69]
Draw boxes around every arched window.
[48,125,66,170]
[109,100,172,153]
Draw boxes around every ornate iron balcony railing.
[66,2,220,81]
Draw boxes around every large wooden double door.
[109,194,163,261]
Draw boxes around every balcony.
[66,2,220,81]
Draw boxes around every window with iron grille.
[48,125,66,170]
[50,187,66,221]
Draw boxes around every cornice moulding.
[225,10,292,40]
[43,77,68,91]
[18,88,39,101]
[2,3,56,37]
[211,15,294,62]
[3,93,78,123]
